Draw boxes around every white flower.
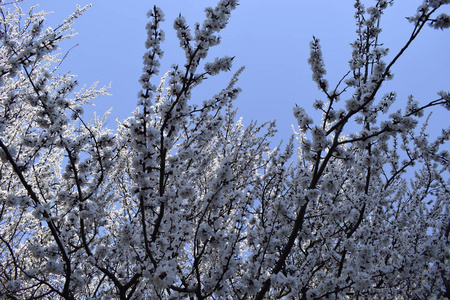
[430,13,450,30]
[293,105,313,130]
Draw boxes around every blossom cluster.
[0,0,449,299]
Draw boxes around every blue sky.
[22,0,450,142]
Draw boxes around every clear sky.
[21,0,450,142]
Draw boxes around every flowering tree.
[0,0,449,299]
